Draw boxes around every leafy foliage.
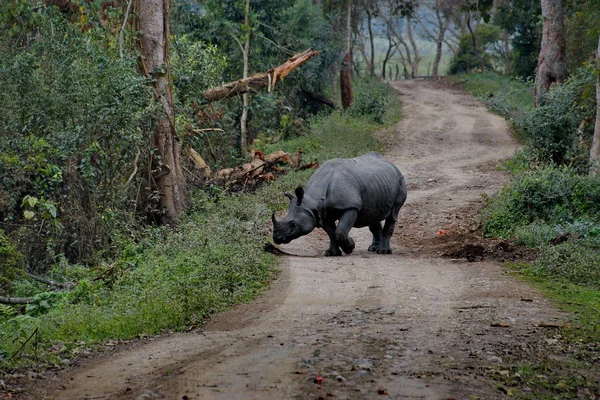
[171,37,227,110]
[522,67,596,165]
[349,77,399,124]
[565,0,600,73]
[482,167,600,237]
[447,24,504,75]
[0,6,154,270]
[0,230,24,296]
[494,0,541,78]
[172,0,341,161]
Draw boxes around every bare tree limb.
[201,49,319,102]
[124,147,141,188]
[10,327,38,359]
[0,295,35,305]
[26,272,74,289]
[119,0,133,58]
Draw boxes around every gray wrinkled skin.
[272,152,407,256]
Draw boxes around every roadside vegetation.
[456,71,600,398]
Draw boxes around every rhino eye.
[289,221,296,229]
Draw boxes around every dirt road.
[38,80,567,399]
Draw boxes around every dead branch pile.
[186,147,318,191]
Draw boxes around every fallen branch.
[10,327,38,360]
[26,273,74,289]
[0,295,35,305]
[201,49,320,102]
[192,128,225,133]
[186,146,212,180]
[301,89,335,108]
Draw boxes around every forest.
[1,0,600,397]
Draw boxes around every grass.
[0,77,402,371]
[449,71,534,142]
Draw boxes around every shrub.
[482,166,600,237]
[0,8,154,270]
[523,67,595,165]
[531,235,600,289]
[0,230,24,296]
[350,77,400,124]
[171,36,226,110]
[448,24,504,74]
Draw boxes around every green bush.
[349,77,400,124]
[171,36,226,110]
[448,24,504,74]
[531,235,600,289]
[0,8,154,270]
[482,167,600,237]
[0,230,24,296]
[523,67,595,165]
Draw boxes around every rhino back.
[306,153,404,223]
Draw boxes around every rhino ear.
[295,187,304,205]
[284,191,295,202]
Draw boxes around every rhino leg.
[377,216,395,254]
[368,222,383,252]
[322,220,342,257]
[377,193,406,254]
[336,209,357,254]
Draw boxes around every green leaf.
[23,210,35,220]
[22,195,38,208]
[46,204,57,218]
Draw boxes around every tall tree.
[415,0,453,77]
[240,0,251,156]
[534,0,567,105]
[381,28,397,79]
[494,0,542,79]
[138,0,187,224]
[590,35,600,175]
[365,1,376,77]
[340,0,354,109]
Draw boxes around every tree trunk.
[366,7,376,78]
[466,11,484,72]
[138,0,186,225]
[340,0,353,109]
[407,19,421,77]
[504,29,511,75]
[415,1,450,78]
[534,0,567,106]
[240,0,251,156]
[381,31,396,79]
[590,35,600,175]
[432,40,443,77]
[432,3,450,78]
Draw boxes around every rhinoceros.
[272,152,407,256]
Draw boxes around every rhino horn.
[284,191,295,202]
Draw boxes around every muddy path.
[33,79,568,399]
